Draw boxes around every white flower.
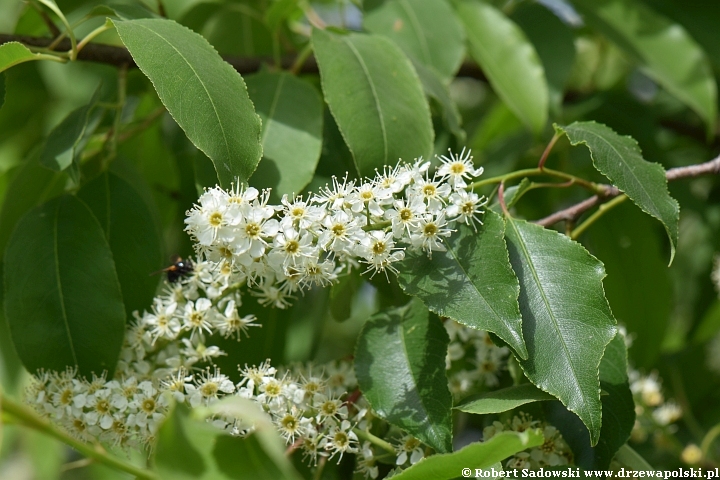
[186,368,235,408]
[315,175,356,211]
[653,402,682,425]
[216,300,260,340]
[395,435,424,466]
[318,210,364,255]
[384,197,426,239]
[411,176,451,213]
[143,299,180,343]
[357,230,405,278]
[268,228,316,269]
[376,164,409,193]
[437,147,483,189]
[348,182,391,218]
[279,195,324,231]
[410,212,453,256]
[181,297,215,338]
[321,420,358,462]
[446,190,486,230]
[232,203,279,258]
[184,187,237,246]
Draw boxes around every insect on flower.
[151,256,195,283]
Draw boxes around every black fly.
[151,256,194,283]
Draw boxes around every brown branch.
[535,155,720,227]
[0,33,488,79]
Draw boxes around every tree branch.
[535,155,720,227]
[0,33,487,79]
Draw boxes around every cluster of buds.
[184,149,486,308]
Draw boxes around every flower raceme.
[183,148,487,308]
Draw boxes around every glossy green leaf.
[246,72,323,197]
[586,202,671,367]
[355,298,452,453]
[542,331,634,469]
[0,155,67,261]
[413,61,465,142]
[363,0,465,80]
[595,332,634,469]
[4,195,126,377]
[456,383,555,415]
[113,18,263,188]
[457,0,549,134]
[389,430,542,480]
[511,2,576,115]
[504,218,616,446]
[312,29,433,177]
[397,211,527,359]
[556,121,679,264]
[78,172,163,317]
[40,86,102,179]
[572,0,717,135]
[0,42,44,73]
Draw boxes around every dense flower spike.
[184,151,488,307]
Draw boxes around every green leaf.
[154,400,302,480]
[0,72,5,109]
[0,154,67,261]
[246,72,323,197]
[572,0,717,135]
[510,2,576,115]
[4,195,126,377]
[556,121,679,264]
[456,0,548,134]
[586,202,671,367]
[389,430,543,480]
[0,42,45,73]
[355,298,452,453]
[412,61,465,143]
[542,331,634,469]
[363,0,465,80]
[78,172,163,318]
[397,211,527,360]
[456,383,555,415]
[40,85,102,180]
[312,29,433,177]
[112,18,263,188]
[614,444,654,470]
[595,332,634,469]
[504,218,616,446]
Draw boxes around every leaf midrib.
[53,200,78,366]
[507,219,592,427]
[397,0,432,67]
[260,74,286,146]
[570,126,663,214]
[342,37,389,164]
[126,22,233,166]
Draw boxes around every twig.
[0,33,488,78]
[535,155,720,227]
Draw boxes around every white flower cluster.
[629,369,682,443]
[25,263,258,448]
[184,149,486,308]
[445,320,511,396]
[483,413,573,469]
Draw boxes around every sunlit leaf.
[113,18,263,188]
[312,28,433,177]
[355,298,452,453]
[456,383,555,415]
[556,121,679,263]
[504,217,616,446]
